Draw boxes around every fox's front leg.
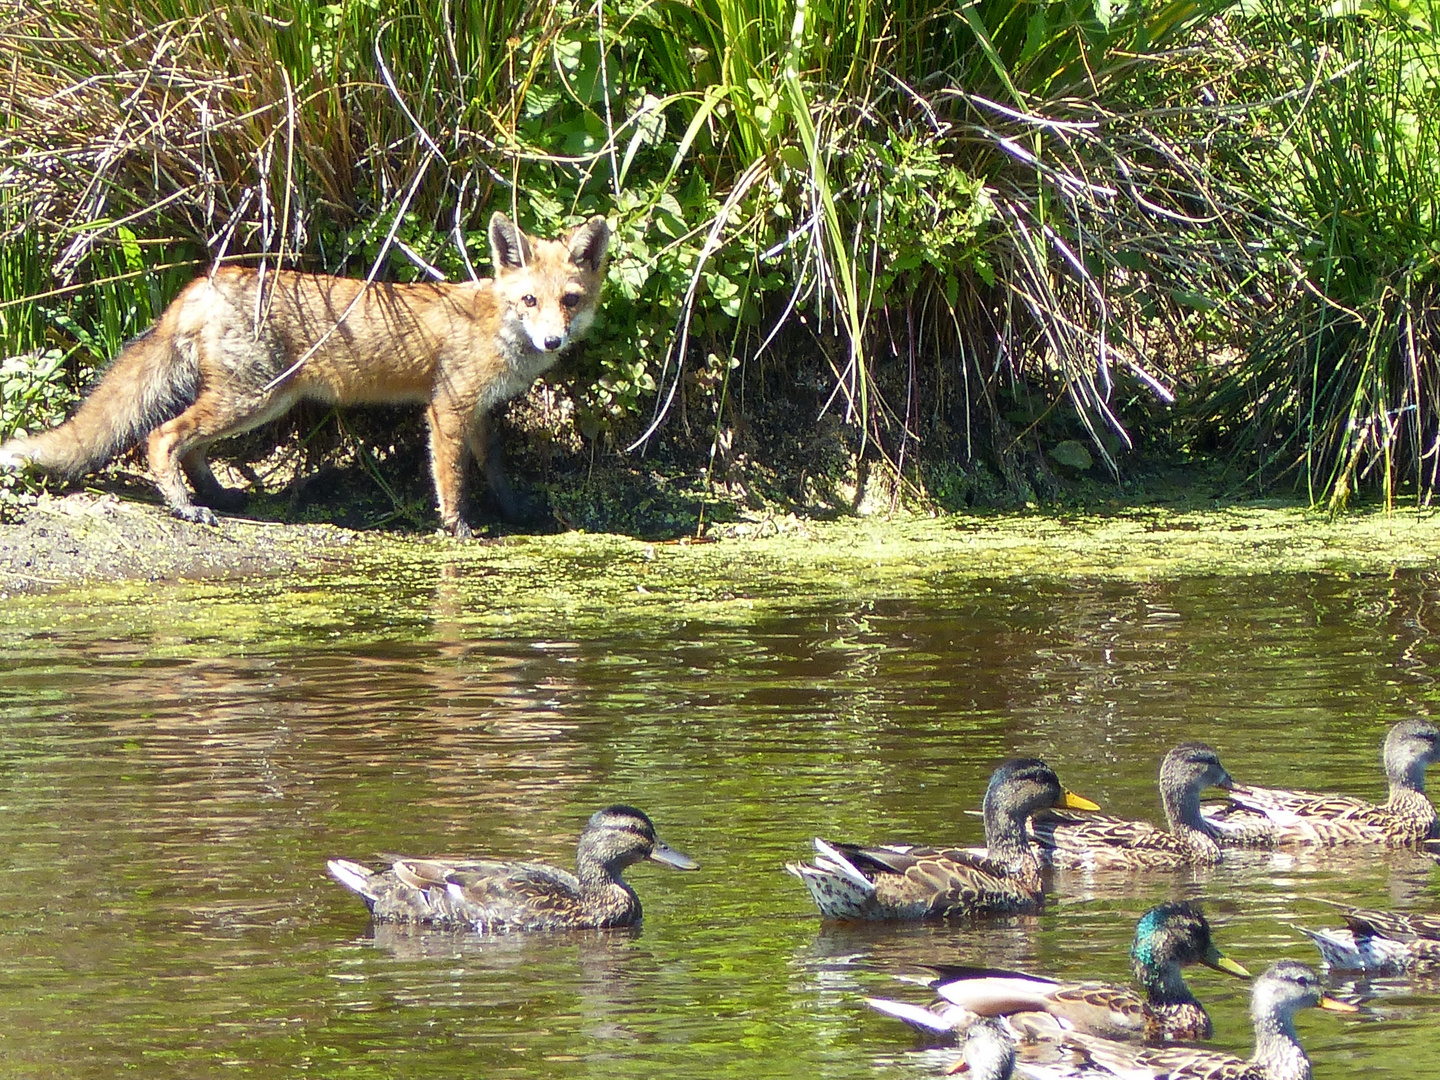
[426,397,476,539]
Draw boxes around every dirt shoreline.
[4,487,1439,601]
[0,491,364,598]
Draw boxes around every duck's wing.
[1299,906,1440,970]
[864,994,974,1037]
[931,965,1066,1010]
[787,839,1039,919]
[932,968,1148,1041]
[1030,811,1192,868]
[1342,905,1440,942]
[326,856,457,924]
[1201,784,1397,845]
[863,843,1041,918]
[440,860,586,930]
[1065,1032,1256,1080]
[386,857,455,891]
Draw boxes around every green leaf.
[1049,440,1094,470]
[1171,289,1219,312]
[116,226,144,274]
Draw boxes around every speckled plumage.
[327,804,697,932]
[1031,744,1233,869]
[948,1018,1016,1079]
[1202,719,1439,847]
[867,902,1246,1044]
[785,759,1099,920]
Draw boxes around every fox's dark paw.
[172,504,220,527]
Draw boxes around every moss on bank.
[2,493,1437,652]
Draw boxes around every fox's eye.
[561,293,581,309]
[522,294,537,308]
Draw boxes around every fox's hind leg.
[147,387,291,525]
[464,411,524,523]
[181,448,248,511]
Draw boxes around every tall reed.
[4,0,1434,511]
[1199,0,1440,509]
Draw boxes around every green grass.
[2,0,1437,512]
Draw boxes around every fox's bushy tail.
[1,306,199,476]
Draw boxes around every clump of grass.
[1196,0,1440,510]
[2,0,1435,518]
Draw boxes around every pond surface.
[1,519,1438,1078]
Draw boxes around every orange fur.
[0,213,610,536]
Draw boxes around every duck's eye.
[522,294,537,308]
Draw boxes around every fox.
[0,212,610,538]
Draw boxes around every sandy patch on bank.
[0,492,361,597]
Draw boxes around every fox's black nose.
[543,335,563,351]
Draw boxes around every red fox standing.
[0,212,610,538]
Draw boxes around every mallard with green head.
[1299,903,1440,974]
[785,758,1099,920]
[867,901,1248,1043]
[1201,719,1440,846]
[1002,961,1356,1080]
[1031,743,1234,869]
[326,804,698,932]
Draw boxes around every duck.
[326,804,698,932]
[1030,743,1234,869]
[948,1017,1017,1079]
[1201,718,1439,846]
[785,758,1099,920]
[1298,903,1440,973]
[866,901,1248,1043]
[1000,961,1356,1080]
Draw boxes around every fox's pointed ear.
[568,216,611,274]
[488,212,532,271]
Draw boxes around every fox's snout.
[521,313,570,354]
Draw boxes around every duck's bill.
[650,841,699,870]
[1055,790,1101,812]
[1203,946,1250,978]
[945,1059,970,1075]
[1317,996,1359,1013]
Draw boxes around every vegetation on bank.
[1,0,1438,527]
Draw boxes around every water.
[1,553,1438,1078]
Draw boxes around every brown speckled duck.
[327,804,698,932]
[1202,719,1440,846]
[785,758,1099,920]
[1031,743,1234,869]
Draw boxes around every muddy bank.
[3,484,1440,603]
[0,492,363,598]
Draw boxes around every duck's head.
[1383,718,1440,790]
[1131,901,1248,981]
[579,805,699,873]
[982,758,1099,823]
[1161,742,1234,794]
[1249,960,1356,1027]
[945,1017,1016,1078]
